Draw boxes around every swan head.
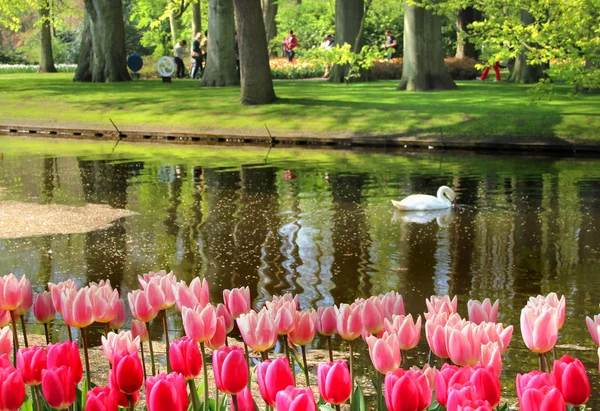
[437,186,456,206]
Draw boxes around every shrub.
[368,57,479,80]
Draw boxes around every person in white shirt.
[174,40,188,78]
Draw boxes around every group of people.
[173,32,208,79]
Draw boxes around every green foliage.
[362,0,404,50]
[305,43,385,83]
[351,382,367,411]
[426,400,444,411]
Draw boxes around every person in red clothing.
[283,30,298,63]
[477,61,501,82]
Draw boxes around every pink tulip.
[0,326,12,356]
[477,322,513,354]
[60,287,95,329]
[128,289,159,323]
[385,368,431,411]
[585,314,600,346]
[437,365,500,408]
[410,364,436,392]
[527,293,566,329]
[336,303,362,341]
[257,357,295,406]
[316,306,338,336]
[0,310,10,328]
[48,280,77,314]
[101,331,140,365]
[268,293,298,310]
[170,336,202,380]
[109,369,140,408]
[206,316,227,350]
[86,386,118,411]
[14,278,32,316]
[33,291,55,323]
[213,345,248,395]
[146,372,188,411]
[237,308,278,352]
[516,371,555,401]
[112,351,144,395]
[223,287,251,319]
[231,386,255,411]
[520,386,565,411]
[270,300,297,335]
[42,366,76,410]
[289,309,317,346]
[108,299,126,330]
[181,304,217,343]
[447,387,494,411]
[385,314,422,350]
[447,323,482,366]
[216,303,234,333]
[381,291,405,321]
[0,273,27,311]
[360,296,385,334]
[143,274,177,311]
[366,332,401,374]
[425,312,450,359]
[47,341,83,383]
[520,305,558,354]
[131,320,149,342]
[479,342,502,377]
[174,277,210,311]
[17,345,47,386]
[0,364,26,410]
[435,364,461,406]
[468,299,499,325]
[276,386,317,411]
[317,361,352,405]
[89,280,120,324]
[552,355,590,406]
[425,295,457,320]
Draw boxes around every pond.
[1,136,599,405]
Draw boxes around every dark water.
[1,137,600,405]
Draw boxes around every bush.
[368,57,479,80]
[270,58,324,79]
[0,64,77,74]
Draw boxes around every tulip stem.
[67,325,72,342]
[188,378,200,411]
[538,353,544,371]
[552,345,557,362]
[301,345,310,387]
[20,315,28,347]
[335,406,341,411]
[327,336,333,362]
[544,352,551,373]
[81,327,92,388]
[376,371,383,411]
[31,384,41,411]
[43,323,50,345]
[243,342,251,388]
[215,388,219,411]
[146,322,156,375]
[161,310,171,373]
[200,342,209,411]
[260,351,269,361]
[128,394,135,411]
[140,341,147,381]
[348,340,354,406]
[9,310,18,367]
[232,394,239,411]
[104,323,110,338]
[401,350,407,369]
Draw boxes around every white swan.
[391,186,456,211]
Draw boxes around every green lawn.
[1,73,599,142]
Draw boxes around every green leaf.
[318,406,336,411]
[81,377,88,411]
[21,395,34,411]
[350,382,366,411]
[427,400,445,411]
[496,404,510,411]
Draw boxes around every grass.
[1,72,599,142]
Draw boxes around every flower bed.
[0,64,77,74]
[269,58,325,80]
[369,57,480,80]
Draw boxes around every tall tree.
[201,0,239,86]
[262,0,278,49]
[39,0,57,72]
[192,0,201,37]
[233,0,276,105]
[168,0,191,44]
[507,10,546,84]
[397,0,456,91]
[329,0,364,83]
[74,0,131,82]
[455,6,481,59]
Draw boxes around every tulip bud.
[113,352,144,395]
[170,336,202,380]
[17,345,47,386]
[47,341,83,383]
[33,291,55,323]
[385,369,431,411]
[317,360,352,405]
[289,309,317,347]
[231,387,255,411]
[128,289,159,323]
[366,332,401,374]
[316,306,337,336]
[0,365,26,410]
[236,309,278,352]
[101,331,139,365]
[257,357,295,406]
[146,372,189,411]
[0,326,12,356]
[86,386,118,411]
[276,386,317,411]
[468,299,500,325]
[131,319,149,342]
[42,366,76,410]
[552,355,591,406]
[108,299,126,330]
[182,304,217,343]
[213,345,248,395]
[223,287,251,319]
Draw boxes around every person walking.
[283,30,298,63]
[200,30,208,69]
[321,34,334,78]
[477,62,501,82]
[384,29,398,60]
[191,32,204,79]
[173,40,187,79]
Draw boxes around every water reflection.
[1,144,600,405]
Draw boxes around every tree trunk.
[507,10,546,84]
[455,7,481,59]
[192,0,202,37]
[73,0,131,82]
[169,10,183,44]
[329,0,364,83]
[201,0,239,87]
[39,0,57,73]
[397,0,456,91]
[233,0,276,105]
[262,0,278,52]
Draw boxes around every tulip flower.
[175,278,210,311]
[425,312,450,359]
[223,287,251,319]
[477,322,513,354]
[366,332,401,374]
[42,366,76,410]
[60,287,95,329]
[520,386,565,411]
[146,372,189,411]
[468,299,499,325]
[276,386,317,411]
[182,304,217,343]
[585,314,600,346]
[0,365,26,411]
[86,386,118,411]
[411,364,436,391]
[109,369,140,409]
[479,342,502,377]
[0,311,10,328]
[381,291,405,321]
[447,387,494,411]
[0,326,12,356]
[237,308,278,352]
[170,336,202,381]
[317,360,352,405]
[131,319,148,342]
[435,364,461,407]
[526,293,566,329]
[101,331,140,365]
[14,278,32,317]
[385,369,431,411]
[33,291,55,323]
[206,316,227,350]
[336,303,362,341]
[437,364,500,408]
[47,341,83,383]
[552,355,590,406]
[425,295,457,319]
[17,345,46,385]
[520,305,559,354]
[257,357,295,406]
[89,280,120,324]
[213,345,248,395]
[216,303,235,333]
[232,386,255,411]
[316,306,338,336]
[447,323,482,366]
[0,273,26,311]
[127,289,159,323]
[138,271,177,311]
[516,371,555,401]
[289,309,317,347]
[108,299,126,330]
[385,314,422,351]
[113,352,144,395]
[48,280,77,314]
[361,296,385,335]
[270,300,297,335]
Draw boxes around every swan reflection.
[392,208,453,227]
